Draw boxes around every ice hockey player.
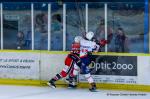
[79,31,107,92]
[47,36,81,88]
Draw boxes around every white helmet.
[74,36,82,43]
[86,31,94,40]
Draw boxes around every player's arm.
[92,42,100,52]
[92,44,99,52]
[99,39,108,47]
[68,54,82,67]
[94,39,108,52]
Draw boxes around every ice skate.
[66,76,77,89]
[47,79,56,88]
[89,83,97,92]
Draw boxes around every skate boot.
[66,76,77,89]
[65,78,70,84]
[89,83,97,92]
[47,79,56,88]
[68,83,77,89]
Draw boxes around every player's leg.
[47,68,69,88]
[84,73,96,91]
[67,70,77,88]
[48,56,74,88]
[67,64,80,88]
[80,57,97,91]
[47,62,74,88]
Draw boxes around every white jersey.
[80,39,98,57]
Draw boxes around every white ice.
[0,85,149,99]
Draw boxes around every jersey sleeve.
[92,42,100,51]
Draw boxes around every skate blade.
[67,87,77,89]
[65,79,70,84]
[89,89,98,92]
[50,86,56,89]
[90,90,98,92]
[47,82,56,89]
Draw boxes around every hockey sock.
[73,64,80,76]
[51,74,62,82]
[84,73,94,83]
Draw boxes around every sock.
[50,74,62,82]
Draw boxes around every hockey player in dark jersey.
[47,36,81,88]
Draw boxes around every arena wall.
[0,50,150,92]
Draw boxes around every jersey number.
[81,49,88,53]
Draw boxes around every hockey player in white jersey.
[79,31,100,92]
[65,34,107,91]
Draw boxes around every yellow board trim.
[0,79,41,86]
[79,83,150,92]
[0,79,150,92]
[0,49,150,56]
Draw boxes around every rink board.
[0,50,150,92]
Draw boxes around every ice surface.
[0,85,149,99]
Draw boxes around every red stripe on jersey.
[65,55,73,66]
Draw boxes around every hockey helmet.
[74,36,82,43]
[86,31,94,40]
